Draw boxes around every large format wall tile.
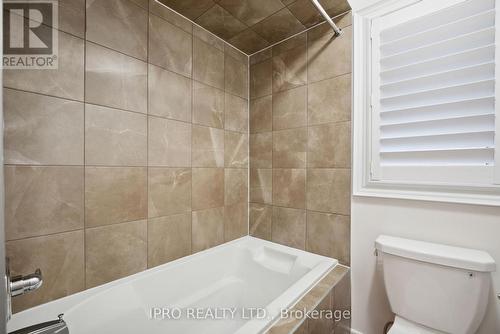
[85,167,147,227]
[273,169,306,209]
[85,43,147,114]
[148,213,191,267]
[307,169,351,215]
[149,64,192,122]
[158,0,215,21]
[225,169,248,206]
[250,96,272,133]
[148,117,192,167]
[192,125,225,167]
[225,131,249,168]
[4,89,84,165]
[7,231,84,312]
[5,166,84,240]
[193,37,225,89]
[272,86,307,130]
[194,25,225,51]
[250,59,272,98]
[193,82,225,129]
[273,128,307,168]
[308,122,351,168]
[308,74,351,126]
[148,168,192,218]
[85,220,147,288]
[192,168,225,210]
[192,207,224,252]
[272,206,306,250]
[86,0,148,60]
[149,0,193,33]
[4,31,85,101]
[217,0,284,26]
[85,105,147,166]
[250,132,272,169]
[307,211,350,265]
[272,45,307,93]
[252,8,304,45]
[195,5,246,41]
[225,55,248,98]
[225,202,248,241]
[250,169,272,204]
[149,14,192,77]
[225,93,248,133]
[249,203,272,240]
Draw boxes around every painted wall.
[351,196,500,333]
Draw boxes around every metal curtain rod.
[310,0,343,36]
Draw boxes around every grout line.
[83,0,87,290]
[146,0,150,270]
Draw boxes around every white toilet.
[375,235,496,334]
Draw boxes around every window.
[353,0,500,205]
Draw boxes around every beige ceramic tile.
[148,213,192,267]
[225,44,248,64]
[250,96,272,133]
[249,203,272,240]
[308,25,352,83]
[58,0,86,37]
[157,0,215,21]
[225,55,249,98]
[85,220,147,288]
[250,59,273,98]
[148,168,192,218]
[225,169,248,205]
[273,169,306,209]
[218,0,284,26]
[250,132,272,169]
[225,93,248,133]
[229,29,269,55]
[85,104,147,166]
[148,64,192,122]
[250,48,272,65]
[250,169,272,204]
[148,117,192,167]
[192,207,224,252]
[273,128,307,168]
[307,169,351,215]
[5,166,84,240]
[272,45,307,93]
[288,0,350,28]
[129,0,148,9]
[273,86,307,130]
[307,211,350,265]
[149,14,192,77]
[308,122,351,168]
[195,4,247,40]
[7,231,84,312]
[86,0,148,60]
[307,292,334,333]
[252,8,305,44]
[194,25,225,51]
[224,202,248,241]
[272,206,306,250]
[272,33,306,57]
[85,167,147,227]
[225,131,249,168]
[85,42,147,114]
[192,125,225,167]
[4,89,84,165]
[193,37,225,89]
[149,0,193,33]
[333,271,351,330]
[4,30,84,101]
[193,81,225,129]
[192,168,225,210]
[308,74,351,126]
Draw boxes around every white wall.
[351,196,500,333]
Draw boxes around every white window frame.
[352,0,500,206]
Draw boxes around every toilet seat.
[388,316,447,334]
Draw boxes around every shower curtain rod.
[310,0,343,36]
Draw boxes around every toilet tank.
[375,236,496,334]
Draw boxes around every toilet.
[375,235,496,334]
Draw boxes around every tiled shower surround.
[3,0,249,312]
[248,13,352,267]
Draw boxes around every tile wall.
[4,0,248,312]
[249,13,352,266]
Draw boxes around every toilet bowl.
[375,236,496,334]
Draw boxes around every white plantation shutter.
[370,0,500,187]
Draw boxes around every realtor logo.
[3,0,58,69]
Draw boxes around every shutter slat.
[380,132,495,152]
[380,115,495,138]
[381,9,495,56]
[381,27,495,70]
[380,148,494,166]
[381,45,495,84]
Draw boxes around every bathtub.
[8,236,337,334]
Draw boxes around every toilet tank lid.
[375,235,496,272]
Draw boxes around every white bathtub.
[8,236,337,334]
